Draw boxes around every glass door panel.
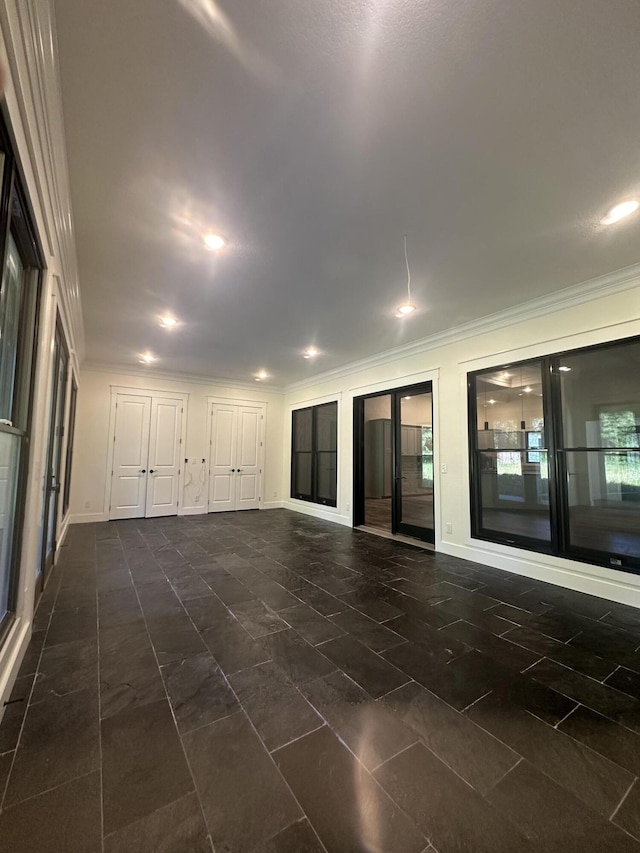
[41,321,68,579]
[0,431,20,622]
[363,395,392,532]
[396,391,434,540]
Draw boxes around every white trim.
[441,540,640,608]
[262,500,284,510]
[206,395,268,407]
[70,512,109,525]
[109,384,190,400]
[284,263,640,393]
[82,361,285,393]
[284,499,351,527]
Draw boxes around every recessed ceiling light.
[558,365,572,372]
[488,398,496,404]
[159,315,178,328]
[139,353,156,364]
[523,386,532,393]
[255,370,269,381]
[395,303,415,318]
[303,347,319,359]
[601,199,639,225]
[403,396,411,400]
[203,233,225,251]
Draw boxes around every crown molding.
[284,261,640,393]
[80,360,286,394]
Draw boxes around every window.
[0,116,43,639]
[291,402,337,506]
[468,336,640,574]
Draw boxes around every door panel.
[209,405,237,511]
[146,397,182,518]
[396,391,434,541]
[235,407,261,510]
[209,403,263,512]
[110,395,151,520]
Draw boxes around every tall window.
[469,337,640,574]
[0,117,42,639]
[291,402,337,507]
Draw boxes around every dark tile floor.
[2,510,640,851]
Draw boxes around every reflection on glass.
[0,234,25,422]
[398,393,434,533]
[0,431,20,622]
[363,395,392,531]
[478,451,551,541]
[559,340,640,559]
[475,361,550,542]
[566,451,640,556]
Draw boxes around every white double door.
[110,393,184,520]
[208,402,263,512]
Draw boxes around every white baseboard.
[261,501,284,510]
[441,540,640,609]
[178,506,207,516]
[70,512,108,524]
[284,500,351,528]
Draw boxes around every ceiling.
[54,0,640,387]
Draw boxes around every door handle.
[230,469,236,473]
[149,469,155,474]
[237,469,243,473]
[140,469,146,474]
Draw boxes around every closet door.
[208,402,264,512]
[146,397,183,518]
[110,394,152,520]
[208,403,238,511]
[235,406,262,510]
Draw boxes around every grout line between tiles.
[610,776,637,822]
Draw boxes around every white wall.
[70,368,285,521]
[283,277,640,608]
[0,1,84,712]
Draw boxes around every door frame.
[104,386,189,519]
[40,314,70,581]
[206,396,266,512]
[353,379,436,544]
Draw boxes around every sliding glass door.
[355,383,434,543]
[40,317,69,580]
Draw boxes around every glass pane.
[316,452,337,503]
[63,381,78,514]
[398,392,434,532]
[476,362,545,450]
[316,403,337,452]
[565,451,640,557]
[363,395,392,530]
[294,452,312,496]
[0,430,20,621]
[0,234,25,422]
[560,341,640,449]
[478,450,551,541]
[293,409,313,452]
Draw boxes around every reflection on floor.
[1,510,640,852]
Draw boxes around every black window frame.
[291,401,338,507]
[468,335,640,576]
[0,107,44,646]
[62,375,78,516]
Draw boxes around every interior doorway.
[354,383,434,543]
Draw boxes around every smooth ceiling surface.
[55,0,640,385]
